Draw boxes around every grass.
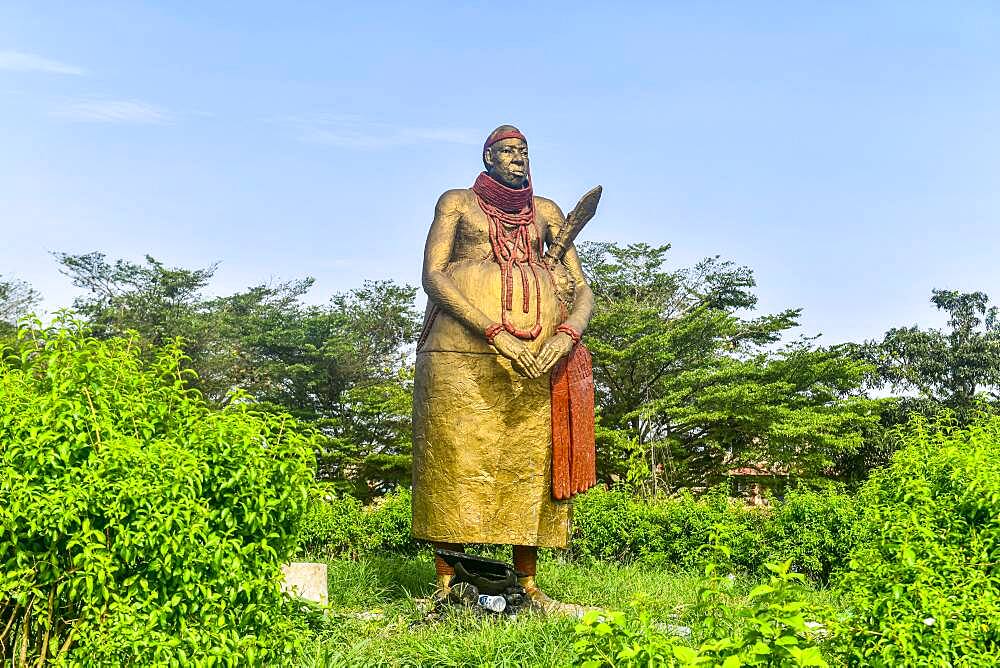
[299,552,841,667]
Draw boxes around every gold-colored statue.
[411,125,599,612]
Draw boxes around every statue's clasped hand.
[490,327,575,379]
[492,330,543,378]
[536,332,574,375]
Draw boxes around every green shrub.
[0,321,316,665]
[299,468,858,586]
[571,486,854,583]
[297,486,367,555]
[570,487,747,567]
[298,486,416,558]
[573,603,681,667]
[573,538,832,667]
[570,487,682,562]
[833,416,1000,665]
[365,486,416,555]
[693,549,831,667]
[763,486,859,583]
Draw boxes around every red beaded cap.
[483,128,527,152]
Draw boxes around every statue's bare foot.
[432,574,453,605]
[518,577,591,618]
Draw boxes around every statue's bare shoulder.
[533,196,566,240]
[533,196,564,218]
[436,188,476,217]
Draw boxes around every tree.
[210,280,420,495]
[53,252,421,495]
[54,251,216,347]
[866,289,1000,420]
[579,242,878,492]
[0,275,40,332]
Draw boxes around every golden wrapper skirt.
[411,349,571,548]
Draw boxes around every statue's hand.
[493,331,543,378]
[536,332,575,375]
[549,261,577,309]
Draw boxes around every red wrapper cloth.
[550,343,597,500]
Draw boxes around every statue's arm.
[540,199,595,334]
[422,190,495,335]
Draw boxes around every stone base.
[281,562,328,605]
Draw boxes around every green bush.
[297,486,367,555]
[570,486,855,583]
[365,486,416,554]
[298,486,416,557]
[0,321,316,665]
[299,482,858,587]
[764,486,859,582]
[570,487,682,563]
[573,538,832,667]
[833,416,1000,665]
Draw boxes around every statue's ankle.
[435,573,453,595]
[518,575,551,602]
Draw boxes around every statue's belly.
[420,259,563,354]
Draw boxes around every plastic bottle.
[477,594,507,612]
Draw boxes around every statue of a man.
[411,125,596,610]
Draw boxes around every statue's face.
[485,138,529,188]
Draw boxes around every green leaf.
[672,645,700,663]
[793,646,829,667]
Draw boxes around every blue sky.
[2,2,998,343]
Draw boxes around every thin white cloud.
[51,99,171,124]
[287,115,478,149]
[0,50,86,75]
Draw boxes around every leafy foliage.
[297,483,857,586]
[54,251,217,351]
[573,603,680,667]
[54,251,420,494]
[0,320,316,664]
[579,242,879,492]
[573,538,831,667]
[202,277,419,496]
[570,486,856,583]
[297,486,416,558]
[833,415,1000,665]
[865,289,1000,420]
[0,275,39,334]
[763,486,859,583]
[693,545,831,667]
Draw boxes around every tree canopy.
[579,242,880,492]
[0,274,39,332]
[19,245,988,497]
[865,289,1000,420]
[53,251,420,497]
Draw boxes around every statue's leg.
[433,541,464,593]
[515,544,546,600]
[515,544,547,601]
[513,545,537,578]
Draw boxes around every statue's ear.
[483,147,495,169]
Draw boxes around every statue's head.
[483,125,529,189]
